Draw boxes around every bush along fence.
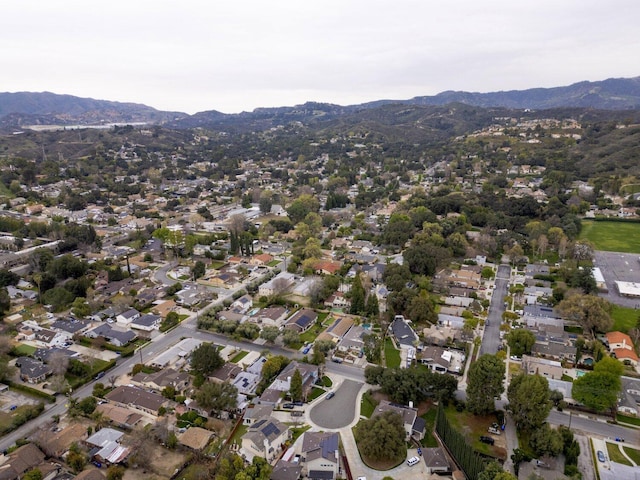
[435,404,487,480]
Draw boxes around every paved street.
[309,379,363,429]
[480,264,510,355]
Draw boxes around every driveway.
[309,379,363,429]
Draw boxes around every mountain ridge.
[1,76,640,131]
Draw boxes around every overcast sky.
[2,1,639,114]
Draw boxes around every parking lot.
[594,251,640,308]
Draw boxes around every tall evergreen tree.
[289,369,303,401]
[350,274,366,315]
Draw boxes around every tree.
[355,410,406,462]
[529,423,563,457]
[478,462,517,480]
[50,375,71,394]
[507,374,551,432]
[48,350,70,376]
[572,357,622,413]
[349,274,365,315]
[282,329,300,347]
[195,382,238,415]
[106,465,125,480]
[192,260,206,280]
[258,355,289,394]
[289,369,303,401]
[365,294,379,318]
[505,329,536,357]
[286,194,320,224]
[407,293,437,324]
[22,469,43,480]
[260,326,280,343]
[190,342,224,376]
[466,354,505,415]
[558,294,613,336]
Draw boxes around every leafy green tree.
[506,329,536,357]
[71,297,91,318]
[355,411,406,462]
[258,355,290,394]
[407,293,437,324]
[190,342,224,376]
[350,274,365,315]
[195,382,238,415]
[259,326,280,343]
[572,357,622,413]
[192,260,206,280]
[281,329,300,347]
[286,194,320,224]
[289,369,303,401]
[529,423,563,457]
[22,469,43,480]
[365,293,380,318]
[382,263,412,292]
[507,373,551,432]
[478,462,517,480]
[558,294,613,336]
[77,396,97,416]
[467,354,505,415]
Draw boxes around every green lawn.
[611,305,638,333]
[320,376,332,387]
[623,446,640,465]
[580,220,640,253]
[360,391,377,418]
[607,442,632,466]
[230,351,249,363]
[384,338,401,368]
[12,344,36,356]
[420,409,439,448]
[309,387,326,401]
[267,260,280,267]
[617,413,640,427]
[230,424,248,444]
[209,261,226,270]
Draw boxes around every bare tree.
[107,375,118,389]
[49,374,71,394]
[228,213,246,236]
[48,351,70,376]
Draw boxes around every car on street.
[597,450,605,462]
[325,391,335,399]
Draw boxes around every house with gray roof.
[301,431,340,480]
[285,309,317,333]
[241,416,289,463]
[390,316,418,347]
[86,324,137,347]
[16,356,52,383]
[130,313,161,331]
[105,385,168,415]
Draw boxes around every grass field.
[580,220,640,253]
[611,305,638,332]
[607,442,632,466]
[384,338,401,368]
[420,409,439,448]
[230,350,249,363]
[623,446,640,465]
[617,413,640,427]
[12,344,36,356]
[360,391,377,418]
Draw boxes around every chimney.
[409,401,414,409]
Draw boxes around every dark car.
[479,436,495,445]
[326,392,335,399]
[293,401,304,406]
[282,403,294,409]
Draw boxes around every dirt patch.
[0,390,42,412]
[124,446,187,480]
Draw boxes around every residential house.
[95,403,143,429]
[336,324,366,356]
[241,416,289,463]
[250,253,273,266]
[105,385,169,416]
[130,368,190,394]
[271,460,302,480]
[323,292,350,310]
[259,272,296,297]
[285,309,318,334]
[372,400,425,441]
[74,469,107,480]
[253,306,289,327]
[390,316,418,348]
[437,314,466,329]
[34,328,67,348]
[243,404,274,425]
[314,260,342,276]
[130,313,161,332]
[419,346,466,374]
[270,361,319,399]
[210,363,242,384]
[300,431,341,480]
[605,331,639,366]
[424,447,451,475]
[231,294,253,314]
[116,308,140,325]
[51,318,91,336]
[618,378,640,417]
[85,428,130,465]
[15,356,52,383]
[522,355,563,379]
[86,324,137,347]
[531,326,577,363]
[316,316,353,343]
[0,443,46,480]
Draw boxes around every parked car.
[479,436,495,445]
[597,450,605,462]
[282,403,294,409]
[293,401,304,406]
[326,392,335,399]
[406,456,420,467]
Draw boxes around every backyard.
[384,338,401,368]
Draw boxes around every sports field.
[580,220,640,253]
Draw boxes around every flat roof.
[615,281,640,297]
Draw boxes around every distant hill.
[368,76,640,110]
[0,92,187,128]
[2,76,640,131]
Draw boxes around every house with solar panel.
[300,431,341,479]
[241,416,289,463]
[284,309,318,334]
